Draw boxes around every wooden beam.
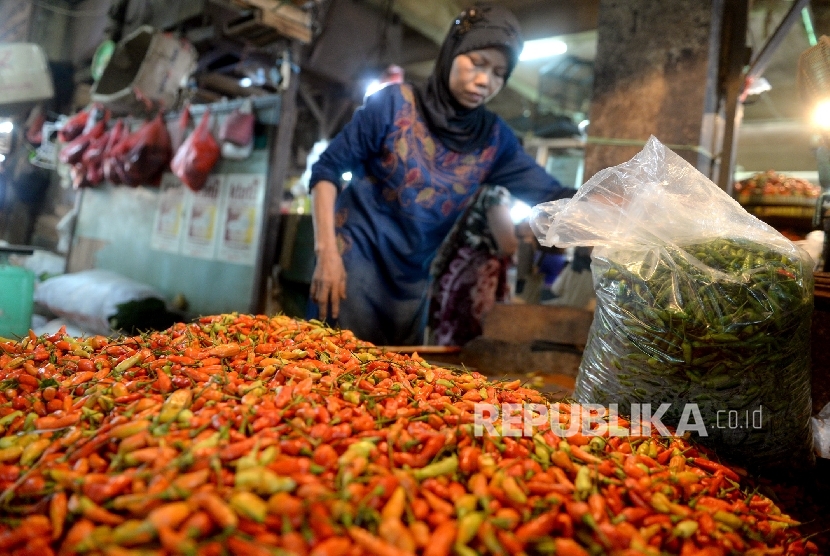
[196,73,270,98]
[253,43,303,314]
[231,0,313,43]
[718,0,751,190]
[747,0,810,81]
[510,1,600,40]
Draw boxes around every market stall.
[1,134,828,556]
[66,96,283,319]
[732,170,821,240]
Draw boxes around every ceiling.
[34,0,826,178]
[354,0,827,176]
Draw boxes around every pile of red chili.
[0,313,818,555]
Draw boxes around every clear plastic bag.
[812,402,830,459]
[531,136,815,472]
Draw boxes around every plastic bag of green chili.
[531,137,815,472]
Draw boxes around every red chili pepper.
[691,457,740,482]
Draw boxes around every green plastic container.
[0,264,35,339]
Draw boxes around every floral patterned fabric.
[309,84,571,345]
[428,186,512,346]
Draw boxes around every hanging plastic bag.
[58,103,109,143]
[80,128,113,188]
[171,108,220,192]
[102,119,127,185]
[25,106,46,146]
[531,136,815,473]
[57,109,89,143]
[111,113,173,187]
[170,103,191,152]
[58,118,107,166]
[218,99,255,160]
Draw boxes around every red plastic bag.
[102,120,127,185]
[58,119,107,166]
[80,128,114,188]
[58,110,89,143]
[111,114,173,187]
[58,103,110,143]
[171,109,220,192]
[25,108,46,146]
[170,104,191,152]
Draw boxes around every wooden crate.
[224,11,288,47]
[454,304,594,378]
[229,0,313,43]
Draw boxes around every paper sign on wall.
[181,175,224,260]
[150,173,186,253]
[217,174,266,265]
[151,172,266,265]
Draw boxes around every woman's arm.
[486,120,577,206]
[486,203,519,257]
[306,85,397,320]
[310,180,346,320]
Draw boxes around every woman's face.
[448,47,509,109]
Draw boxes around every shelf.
[736,195,819,208]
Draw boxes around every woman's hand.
[310,247,347,321]
[310,180,346,321]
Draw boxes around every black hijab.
[414,4,523,153]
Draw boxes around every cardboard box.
[0,43,54,107]
[90,26,197,115]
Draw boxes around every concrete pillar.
[585,0,730,181]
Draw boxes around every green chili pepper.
[413,455,458,480]
[576,236,813,471]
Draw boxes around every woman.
[428,185,517,346]
[309,3,574,345]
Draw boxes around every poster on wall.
[217,173,266,265]
[181,175,224,260]
[150,173,187,253]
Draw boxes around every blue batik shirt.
[309,83,573,344]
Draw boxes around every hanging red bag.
[170,104,191,152]
[58,110,89,143]
[171,108,220,192]
[102,119,127,185]
[116,113,173,187]
[80,128,112,187]
[58,118,107,166]
[58,103,110,143]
